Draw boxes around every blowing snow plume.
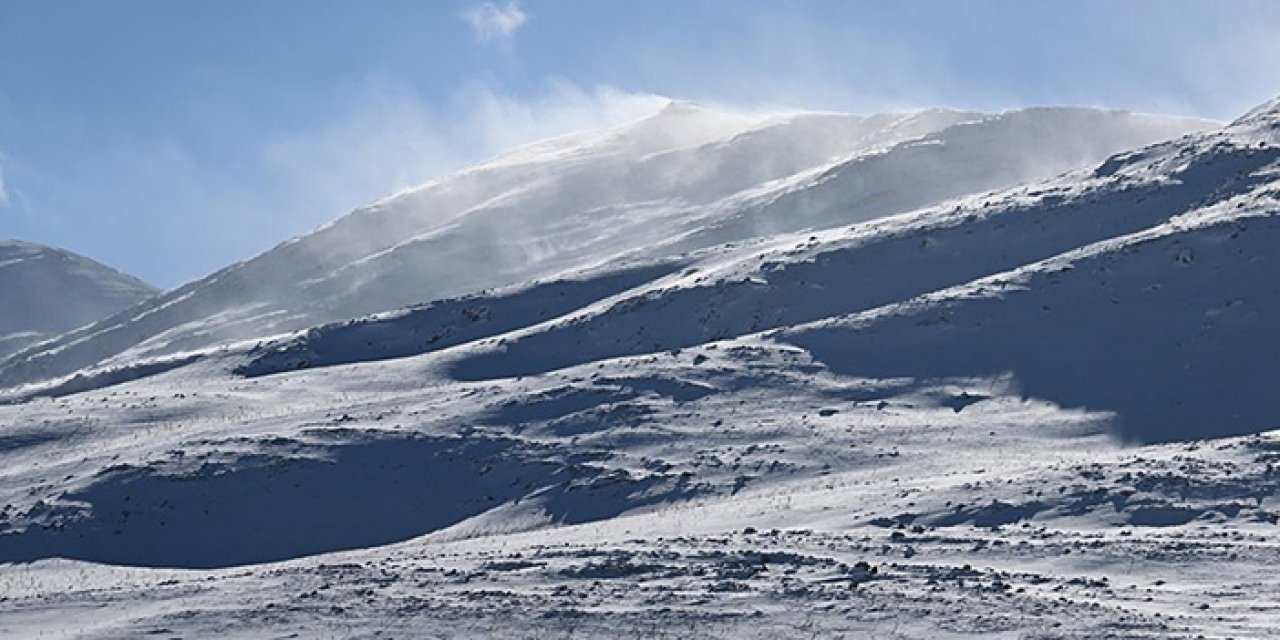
[0,103,1213,390]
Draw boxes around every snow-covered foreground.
[1,98,1278,638]
[2,344,1279,638]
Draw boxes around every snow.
[0,239,157,359]
[0,103,1212,390]
[1,96,1278,638]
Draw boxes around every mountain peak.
[1231,95,1280,127]
[655,98,706,114]
[603,99,763,155]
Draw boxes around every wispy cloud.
[454,79,666,153]
[94,78,665,285]
[258,78,665,226]
[462,2,527,45]
[1,77,666,287]
[0,161,9,206]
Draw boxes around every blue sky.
[2,0,1279,288]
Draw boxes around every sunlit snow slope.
[0,103,1211,389]
[8,99,1280,639]
[220,97,1276,445]
[0,239,157,358]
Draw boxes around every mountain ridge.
[0,104,1214,389]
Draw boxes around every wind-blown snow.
[5,96,1280,638]
[0,103,1211,390]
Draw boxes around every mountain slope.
[236,96,1277,443]
[0,104,1211,389]
[779,105,1280,443]
[0,239,157,358]
[1,99,1279,638]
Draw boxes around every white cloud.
[462,2,527,44]
[0,161,9,206]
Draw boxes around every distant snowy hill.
[0,239,156,358]
[0,103,1211,388]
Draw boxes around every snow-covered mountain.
[0,239,157,358]
[4,97,1280,638]
[415,99,1278,444]
[0,103,1211,390]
